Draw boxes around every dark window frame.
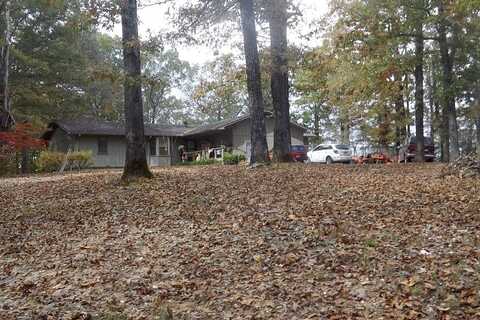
[150,138,157,156]
[158,136,169,156]
[97,137,108,155]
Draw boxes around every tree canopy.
[0,0,479,164]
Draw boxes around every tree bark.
[378,108,389,152]
[21,149,29,174]
[434,99,442,157]
[475,85,480,159]
[394,74,407,154]
[269,0,291,162]
[414,21,425,162]
[404,76,411,137]
[440,102,450,162]
[427,60,435,143]
[239,0,268,164]
[0,0,13,131]
[465,122,474,154]
[476,116,480,159]
[340,118,350,145]
[121,0,152,180]
[313,104,320,143]
[438,2,459,161]
[148,87,156,124]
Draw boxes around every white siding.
[231,118,305,155]
[232,120,251,154]
[77,136,126,168]
[291,126,305,146]
[65,135,177,168]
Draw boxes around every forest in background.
[0,0,479,169]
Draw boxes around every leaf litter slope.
[0,164,479,319]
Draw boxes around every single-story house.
[41,113,307,167]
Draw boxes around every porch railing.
[183,147,224,163]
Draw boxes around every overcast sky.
[115,0,330,64]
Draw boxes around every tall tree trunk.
[121,0,152,180]
[340,117,350,145]
[394,74,407,155]
[313,104,320,143]
[476,116,480,159]
[434,99,442,155]
[414,21,425,162]
[0,0,13,131]
[431,57,441,152]
[239,0,268,164]
[429,101,435,141]
[378,108,389,152]
[438,2,459,161]
[21,149,29,174]
[148,87,157,124]
[475,85,480,159]
[465,122,474,154]
[405,76,411,137]
[427,60,435,142]
[269,0,291,162]
[440,103,450,162]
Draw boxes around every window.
[98,137,108,155]
[290,145,306,152]
[314,145,331,151]
[409,136,433,146]
[158,137,169,156]
[150,137,169,156]
[150,138,157,156]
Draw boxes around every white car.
[307,144,352,164]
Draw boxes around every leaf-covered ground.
[1,164,479,319]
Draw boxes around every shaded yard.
[1,164,479,319]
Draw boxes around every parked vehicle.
[399,136,435,162]
[288,145,308,162]
[307,144,352,164]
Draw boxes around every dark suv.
[288,145,308,162]
[399,136,435,162]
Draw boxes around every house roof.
[183,112,307,137]
[183,114,252,136]
[41,118,187,140]
[42,114,307,140]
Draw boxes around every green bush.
[196,159,217,165]
[69,150,93,169]
[177,159,217,166]
[36,150,93,172]
[36,151,65,172]
[223,152,246,165]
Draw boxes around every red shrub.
[0,123,46,151]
